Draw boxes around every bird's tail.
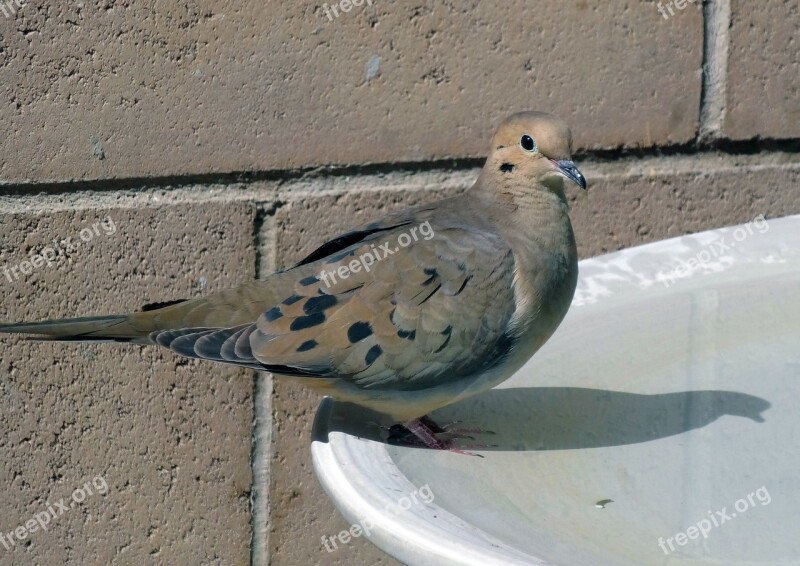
[0,313,157,344]
[0,298,198,344]
[0,282,282,345]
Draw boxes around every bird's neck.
[503,191,577,278]
[467,175,575,253]
[467,177,579,336]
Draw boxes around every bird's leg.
[402,416,484,457]
[417,414,447,434]
[419,415,493,437]
[404,418,448,449]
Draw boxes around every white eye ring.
[520,135,537,152]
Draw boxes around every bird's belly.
[451,258,578,403]
[300,283,574,422]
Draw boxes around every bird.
[0,111,587,453]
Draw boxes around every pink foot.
[402,416,487,457]
[419,415,495,438]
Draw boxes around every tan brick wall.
[0,205,255,564]
[1,1,702,182]
[0,1,797,565]
[726,0,800,139]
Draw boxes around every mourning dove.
[0,111,586,451]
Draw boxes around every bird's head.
[485,111,587,194]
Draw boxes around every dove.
[0,111,586,452]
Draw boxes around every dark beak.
[552,159,587,190]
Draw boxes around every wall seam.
[3,153,800,215]
[250,205,276,566]
[699,0,732,141]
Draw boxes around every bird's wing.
[155,207,519,390]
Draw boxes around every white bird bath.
[312,215,800,565]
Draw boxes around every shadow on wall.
[314,387,771,452]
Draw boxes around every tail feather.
[0,280,285,346]
[0,314,151,343]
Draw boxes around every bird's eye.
[520,135,537,152]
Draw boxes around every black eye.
[520,135,537,152]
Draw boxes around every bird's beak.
[551,159,587,190]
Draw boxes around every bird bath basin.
[311,215,800,565]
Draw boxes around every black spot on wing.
[435,325,452,353]
[416,283,441,305]
[365,344,383,366]
[299,275,319,286]
[454,275,471,295]
[296,339,318,352]
[397,328,416,340]
[264,307,283,322]
[422,268,438,286]
[290,312,326,331]
[283,294,303,305]
[347,321,373,343]
[303,294,338,315]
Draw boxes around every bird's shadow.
[313,387,771,452]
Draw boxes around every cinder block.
[0,203,256,564]
[726,1,800,139]
[1,1,702,183]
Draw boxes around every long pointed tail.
[0,281,283,345]
[0,313,155,343]
[0,299,196,343]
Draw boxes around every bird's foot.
[421,416,496,437]
[418,415,495,438]
[387,415,493,456]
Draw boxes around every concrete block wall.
[0,1,797,564]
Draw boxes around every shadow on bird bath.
[314,387,770,452]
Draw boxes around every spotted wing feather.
[150,202,517,392]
